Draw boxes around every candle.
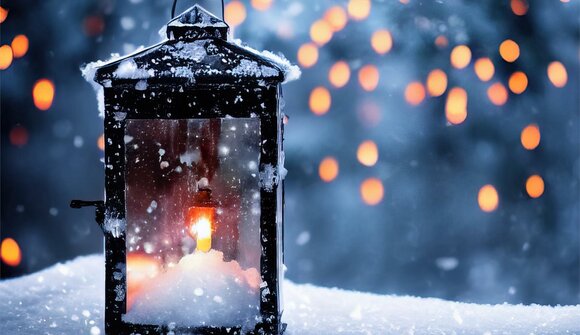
[187,206,215,253]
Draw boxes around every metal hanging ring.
[172,0,225,20]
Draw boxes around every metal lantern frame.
[73,5,289,334]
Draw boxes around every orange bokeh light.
[435,35,449,48]
[32,79,55,111]
[297,43,318,68]
[0,45,13,70]
[360,178,384,206]
[358,65,379,91]
[328,61,351,88]
[508,71,528,94]
[127,253,160,310]
[98,134,105,151]
[547,61,567,88]
[224,0,246,27]
[309,87,331,115]
[404,81,426,106]
[371,29,393,55]
[347,0,371,21]
[499,39,520,63]
[478,184,499,213]
[474,58,495,82]
[357,140,379,167]
[426,69,447,97]
[324,6,348,32]
[251,0,273,11]
[526,175,545,199]
[487,82,508,106]
[319,157,339,182]
[11,35,29,58]
[520,124,540,150]
[0,6,7,23]
[446,87,468,125]
[310,19,333,46]
[1,238,21,267]
[511,0,529,16]
[450,45,472,69]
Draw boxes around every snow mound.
[1,255,579,334]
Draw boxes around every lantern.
[72,4,298,334]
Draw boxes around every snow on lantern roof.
[88,5,300,88]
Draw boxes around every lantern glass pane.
[122,118,261,330]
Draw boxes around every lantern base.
[118,321,287,335]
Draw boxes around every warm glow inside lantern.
[74,4,297,334]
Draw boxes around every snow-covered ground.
[1,255,578,334]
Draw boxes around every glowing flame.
[32,79,55,110]
[445,87,468,125]
[195,218,212,252]
[526,175,545,199]
[347,0,371,21]
[328,61,351,88]
[0,45,13,70]
[297,43,319,68]
[360,178,384,206]
[11,35,28,58]
[405,81,426,106]
[224,0,246,27]
[499,39,520,63]
[187,206,215,253]
[251,0,272,11]
[1,238,21,267]
[371,29,393,55]
[358,65,379,92]
[478,185,499,213]
[310,19,333,46]
[357,140,379,167]
[487,82,508,106]
[511,0,529,16]
[450,45,471,69]
[508,71,528,94]
[426,69,447,97]
[309,87,331,115]
[547,61,567,88]
[319,157,339,182]
[520,124,540,150]
[324,6,348,32]
[474,58,495,82]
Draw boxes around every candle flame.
[195,217,212,253]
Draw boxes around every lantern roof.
[89,4,300,87]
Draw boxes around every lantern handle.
[172,0,225,21]
[70,200,105,233]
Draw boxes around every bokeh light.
[371,30,393,55]
[521,124,541,150]
[347,0,371,21]
[426,69,447,97]
[445,87,468,125]
[478,184,499,212]
[297,43,318,68]
[251,0,273,11]
[358,65,379,91]
[319,157,339,182]
[9,126,29,147]
[328,61,351,88]
[0,45,13,70]
[11,35,29,58]
[526,175,545,199]
[357,140,379,167]
[98,134,105,151]
[360,178,384,206]
[508,71,528,94]
[224,0,246,27]
[405,81,426,106]
[487,82,508,106]
[547,61,568,88]
[0,6,7,23]
[435,35,449,48]
[450,45,472,69]
[32,79,55,111]
[309,86,331,115]
[511,0,529,16]
[310,19,333,46]
[324,6,348,32]
[474,58,495,82]
[499,39,520,63]
[1,238,21,267]
[83,15,105,37]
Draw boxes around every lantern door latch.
[70,200,105,233]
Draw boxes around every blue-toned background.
[1,0,579,305]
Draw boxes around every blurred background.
[1,0,579,306]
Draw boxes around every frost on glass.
[122,118,261,330]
